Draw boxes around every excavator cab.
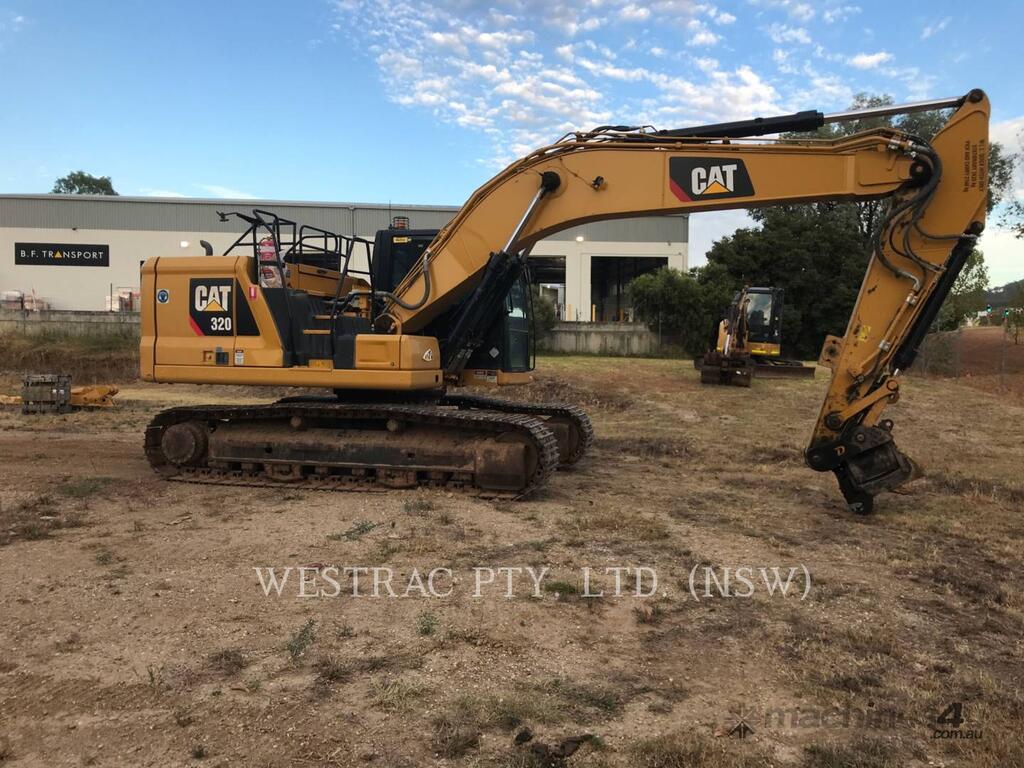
[372,228,535,386]
[742,287,783,356]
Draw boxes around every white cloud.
[789,3,814,21]
[921,17,951,40]
[991,116,1024,201]
[823,5,860,23]
[686,19,720,46]
[326,0,948,167]
[767,24,811,44]
[688,210,758,266]
[620,3,650,21]
[688,29,720,46]
[847,51,893,69]
[979,228,1024,286]
[195,184,258,200]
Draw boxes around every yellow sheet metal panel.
[355,335,400,369]
[140,258,158,380]
[152,364,442,390]
[399,335,441,370]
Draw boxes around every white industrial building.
[0,194,687,321]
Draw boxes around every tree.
[936,249,989,330]
[1007,284,1024,345]
[531,285,558,343]
[699,92,1018,359]
[52,171,118,195]
[627,267,711,355]
[704,204,868,358]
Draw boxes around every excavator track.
[144,402,559,498]
[437,393,594,467]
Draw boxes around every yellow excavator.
[140,89,989,513]
[700,286,814,386]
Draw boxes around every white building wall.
[2,225,687,314]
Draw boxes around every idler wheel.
[160,422,209,467]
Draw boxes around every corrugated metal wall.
[0,195,686,243]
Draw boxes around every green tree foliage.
[627,267,711,355]
[52,171,118,195]
[530,285,558,342]
[699,93,1017,358]
[704,205,867,357]
[1007,284,1024,344]
[936,249,990,330]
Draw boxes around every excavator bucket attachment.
[699,351,753,387]
[750,358,815,379]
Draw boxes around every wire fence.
[912,325,1024,387]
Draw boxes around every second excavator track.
[144,401,559,498]
[437,393,594,466]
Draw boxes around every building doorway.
[590,256,667,322]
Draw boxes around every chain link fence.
[911,325,1024,394]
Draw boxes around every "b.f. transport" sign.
[15,242,110,267]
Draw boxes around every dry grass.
[0,354,1021,766]
[0,330,139,383]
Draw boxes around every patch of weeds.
[403,499,434,516]
[245,678,262,693]
[314,655,350,687]
[633,603,664,625]
[286,619,316,663]
[338,623,356,638]
[373,539,401,559]
[632,731,772,768]
[544,579,578,599]
[543,678,624,716]
[146,665,166,691]
[431,697,482,758]
[18,522,50,541]
[95,549,115,565]
[801,737,904,768]
[327,520,380,541]
[488,695,562,731]
[62,511,88,528]
[417,611,439,636]
[58,477,113,499]
[190,744,208,760]
[208,649,247,676]
[371,676,424,712]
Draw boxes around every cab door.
[502,274,532,372]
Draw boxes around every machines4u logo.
[669,157,754,201]
[189,279,233,336]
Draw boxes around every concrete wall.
[0,308,140,336]
[1,310,663,358]
[539,322,658,356]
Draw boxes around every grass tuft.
[286,619,316,662]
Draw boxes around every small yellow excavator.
[140,89,990,513]
[700,286,814,386]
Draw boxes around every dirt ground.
[0,357,1022,768]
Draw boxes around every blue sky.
[1,0,1021,282]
